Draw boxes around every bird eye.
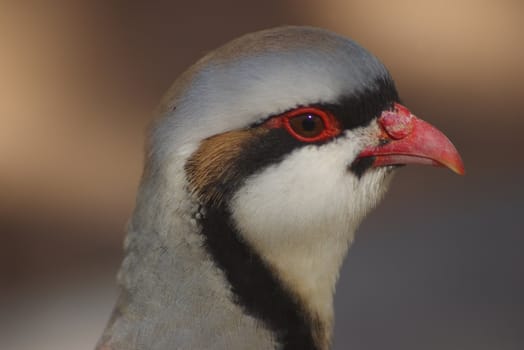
[263,107,341,142]
[276,107,341,142]
[289,114,324,138]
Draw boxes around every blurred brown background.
[1,1,523,349]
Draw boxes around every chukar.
[97,26,464,350]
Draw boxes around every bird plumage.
[97,26,463,350]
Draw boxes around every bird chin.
[379,165,398,181]
[364,163,397,174]
[349,156,400,179]
[366,166,397,199]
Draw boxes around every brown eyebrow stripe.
[185,128,269,207]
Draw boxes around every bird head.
[132,26,464,349]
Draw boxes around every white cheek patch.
[230,139,388,255]
[231,121,386,251]
[232,139,358,247]
[229,131,393,324]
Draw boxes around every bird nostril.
[378,105,414,140]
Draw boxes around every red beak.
[357,103,465,175]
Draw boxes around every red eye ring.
[265,107,341,143]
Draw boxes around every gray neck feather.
[97,171,276,350]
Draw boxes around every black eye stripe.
[315,77,400,130]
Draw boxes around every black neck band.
[199,204,320,350]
